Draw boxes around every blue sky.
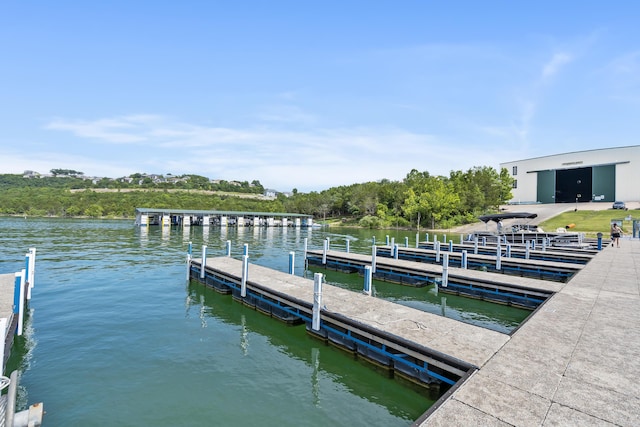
[1,2,639,192]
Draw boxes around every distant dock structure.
[135,208,314,228]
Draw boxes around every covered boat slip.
[189,256,509,388]
[135,207,313,227]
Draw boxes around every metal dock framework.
[135,208,314,228]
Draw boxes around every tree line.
[0,166,513,228]
[0,173,265,194]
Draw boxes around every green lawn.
[539,209,638,236]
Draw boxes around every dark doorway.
[555,167,592,203]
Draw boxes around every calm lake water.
[1,217,529,426]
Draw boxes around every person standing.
[611,222,622,247]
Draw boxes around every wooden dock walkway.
[418,238,640,426]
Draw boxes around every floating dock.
[307,249,562,308]
[189,257,510,390]
[420,240,595,264]
[370,245,584,282]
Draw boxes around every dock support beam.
[288,252,295,275]
[200,245,207,279]
[442,253,449,288]
[364,266,372,296]
[312,273,323,331]
[322,240,328,265]
[0,317,6,373]
[371,245,377,273]
[241,255,249,297]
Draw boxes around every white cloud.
[38,114,502,191]
[541,52,573,80]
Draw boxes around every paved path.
[420,236,640,426]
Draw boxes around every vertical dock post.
[425,233,429,243]
[460,234,463,244]
[597,233,602,250]
[496,245,502,271]
[448,240,453,252]
[461,250,468,269]
[326,237,330,251]
[241,255,249,297]
[482,236,487,246]
[303,238,308,268]
[0,317,6,373]
[345,239,350,253]
[434,234,437,244]
[390,237,395,249]
[16,271,25,336]
[371,245,377,273]
[435,240,441,262]
[404,237,409,248]
[243,243,249,256]
[416,233,419,248]
[474,238,478,254]
[372,236,376,245]
[312,273,323,331]
[24,252,31,300]
[364,265,372,296]
[525,241,531,259]
[322,239,328,265]
[28,247,36,296]
[186,253,192,280]
[385,235,390,246]
[200,245,207,279]
[226,240,231,257]
[188,241,192,256]
[441,253,449,288]
[288,252,295,275]
[392,244,398,259]
[506,244,512,258]
[542,238,547,251]
[443,234,446,243]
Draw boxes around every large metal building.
[501,145,640,204]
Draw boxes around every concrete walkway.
[420,236,640,426]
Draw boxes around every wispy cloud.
[541,52,573,80]
[41,114,498,190]
[45,115,162,143]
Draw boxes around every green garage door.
[592,165,616,202]
[537,170,555,203]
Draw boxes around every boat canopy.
[477,212,538,223]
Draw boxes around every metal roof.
[135,207,312,218]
